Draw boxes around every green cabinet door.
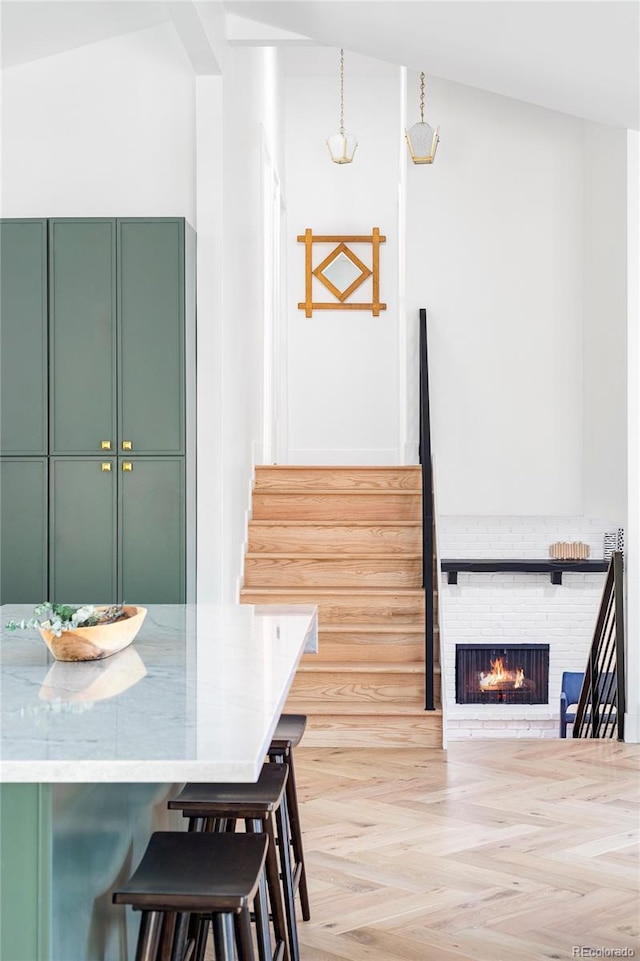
[119,457,185,603]
[118,220,185,455]
[0,458,48,603]
[0,785,51,961]
[50,458,118,604]
[49,220,117,455]
[0,220,48,455]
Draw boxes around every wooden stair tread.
[320,623,426,634]
[297,660,436,674]
[246,552,423,560]
[254,487,420,495]
[255,465,421,470]
[249,520,422,527]
[285,699,441,716]
[241,586,426,597]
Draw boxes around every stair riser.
[252,493,421,522]
[239,590,426,624]
[313,632,426,663]
[244,557,422,589]
[255,467,421,491]
[289,673,425,702]
[248,524,422,554]
[293,715,443,748]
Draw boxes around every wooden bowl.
[38,606,147,662]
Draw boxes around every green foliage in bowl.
[6,602,126,638]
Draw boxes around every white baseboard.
[623,712,640,743]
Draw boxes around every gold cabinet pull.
[122,440,133,451]
[122,462,133,472]
[101,462,112,472]
[101,440,112,450]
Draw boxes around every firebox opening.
[456,644,550,705]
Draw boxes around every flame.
[478,657,526,691]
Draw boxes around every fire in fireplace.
[456,644,549,704]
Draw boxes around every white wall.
[582,123,628,525]
[283,53,401,465]
[626,130,640,743]
[219,45,285,598]
[406,73,586,515]
[0,23,196,220]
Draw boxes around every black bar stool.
[267,714,311,922]
[169,763,297,961]
[112,831,268,961]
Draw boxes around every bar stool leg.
[135,911,163,961]
[169,912,189,961]
[269,746,311,922]
[253,871,272,961]
[275,799,300,961]
[235,907,257,961]
[193,915,210,961]
[212,913,235,961]
[255,817,290,961]
[283,751,311,921]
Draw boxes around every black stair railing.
[574,551,625,740]
[418,308,435,711]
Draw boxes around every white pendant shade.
[406,121,440,165]
[326,131,358,165]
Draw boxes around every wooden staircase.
[240,466,442,748]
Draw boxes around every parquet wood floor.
[292,740,639,961]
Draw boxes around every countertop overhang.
[0,603,317,783]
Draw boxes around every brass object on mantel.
[550,541,590,560]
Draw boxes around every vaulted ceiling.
[1,1,638,129]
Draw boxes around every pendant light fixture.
[326,48,358,164]
[406,71,439,164]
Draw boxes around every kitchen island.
[0,603,316,960]
[0,603,317,782]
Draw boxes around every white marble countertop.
[0,603,317,783]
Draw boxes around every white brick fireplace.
[438,516,615,739]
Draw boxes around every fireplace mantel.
[441,558,608,585]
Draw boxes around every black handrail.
[573,551,625,740]
[418,308,435,711]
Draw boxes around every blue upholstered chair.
[559,671,584,737]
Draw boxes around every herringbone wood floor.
[292,740,639,961]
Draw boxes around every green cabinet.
[118,220,185,455]
[49,458,118,604]
[0,458,48,603]
[49,218,185,457]
[49,219,117,456]
[0,219,48,455]
[49,457,185,604]
[0,218,193,605]
[119,458,185,602]
[0,785,51,961]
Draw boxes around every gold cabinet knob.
[101,440,112,450]
[122,440,133,451]
[122,462,133,472]
[101,462,112,472]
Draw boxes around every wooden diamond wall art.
[298,228,386,317]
